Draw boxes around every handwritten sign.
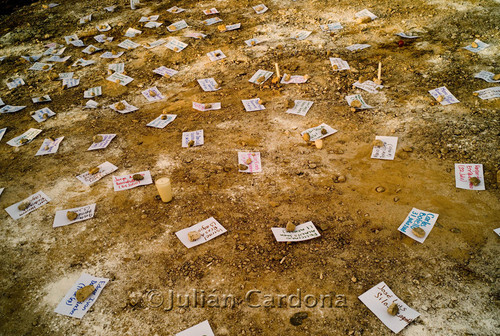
[197,78,219,91]
[72,58,94,67]
[76,162,118,186]
[238,152,262,173]
[109,100,138,113]
[5,191,51,220]
[84,86,102,98]
[147,114,177,128]
[153,66,177,77]
[474,87,500,100]
[454,164,485,190]
[141,87,165,102]
[286,100,313,116]
[167,20,188,32]
[7,78,25,89]
[271,222,320,242]
[301,123,337,141]
[82,45,101,54]
[463,39,489,53]
[100,51,123,59]
[87,134,116,151]
[203,8,219,15]
[330,57,350,71]
[203,17,222,25]
[107,72,133,86]
[353,80,383,94]
[36,137,64,156]
[175,217,227,248]
[7,128,42,147]
[96,23,111,32]
[320,23,343,32]
[32,95,52,103]
[358,282,420,333]
[144,39,167,49]
[192,102,221,111]
[124,28,142,38]
[182,130,204,147]
[118,39,140,50]
[176,320,215,336]
[346,44,371,52]
[207,50,226,62]
[53,203,96,228]
[249,69,273,85]
[54,273,109,319]
[429,87,459,105]
[346,94,372,109]
[371,136,398,160]
[29,62,52,71]
[474,71,500,83]
[165,39,188,52]
[62,78,80,88]
[292,30,312,40]
[242,98,265,112]
[397,208,439,243]
[281,74,309,84]
[112,171,152,191]
[0,105,26,113]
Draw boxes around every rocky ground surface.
[0,0,499,335]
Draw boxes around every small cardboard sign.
[474,87,500,100]
[182,130,204,147]
[197,78,219,91]
[454,163,485,190]
[84,86,102,98]
[107,73,133,86]
[301,123,337,141]
[271,222,320,242]
[165,39,188,53]
[346,44,371,51]
[242,98,265,112]
[7,128,42,147]
[286,100,313,116]
[249,69,273,85]
[175,217,227,248]
[141,87,165,102]
[76,162,118,186]
[53,203,96,228]
[371,136,398,160]
[346,94,372,109]
[238,152,262,173]
[5,191,51,220]
[36,137,64,156]
[153,66,178,77]
[429,87,459,105]
[87,134,116,151]
[353,80,383,94]
[109,100,138,113]
[147,114,177,128]
[113,171,153,191]
[207,50,226,62]
[330,57,350,71]
[397,208,438,243]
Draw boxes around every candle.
[377,62,382,81]
[155,177,172,202]
[275,62,280,78]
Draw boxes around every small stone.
[76,285,95,302]
[337,175,346,183]
[373,78,382,85]
[160,114,167,120]
[357,16,372,24]
[350,100,362,108]
[269,201,279,207]
[436,95,444,103]
[471,41,478,48]
[257,75,266,83]
[290,312,308,326]
[246,158,253,165]
[315,139,323,149]
[132,174,144,181]
[321,128,327,135]
[188,140,195,147]
[351,276,357,283]
[239,164,248,171]
[358,75,366,83]
[493,74,500,81]
[89,167,100,175]
[188,231,201,242]
[387,302,399,316]
[394,197,400,202]
[375,186,386,193]
[286,221,296,232]
[20,138,29,145]
[18,201,30,211]
[469,177,480,186]
[373,139,384,147]
[66,211,78,221]
[149,90,157,97]
[217,25,226,32]
[411,227,426,238]
[284,74,291,81]
[302,133,310,141]
[93,135,103,143]
[402,146,413,152]
[115,102,126,110]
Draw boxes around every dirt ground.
[0,0,499,335]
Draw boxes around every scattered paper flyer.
[494,228,500,237]
[203,17,222,25]
[147,114,177,128]
[32,95,52,103]
[79,14,92,24]
[87,134,116,151]
[82,45,101,54]
[346,44,371,51]
[175,217,227,248]
[46,55,70,62]
[355,9,378,20]
[144,39,167,49]
[330,57,350,71]
[167,6,185,13]
[192,102,221,111]
[141,87,165,102]
[153,66,178,77]
[249,69,273,85]
[474,71,500,83]
[371,136,398,160]
[474,87,500,100]
[176,320,215,336]
[54,273,109,319]
[429,86,459,105]
[281,74,309,84]
[271,222,320,242]
[124,27,142,38]
[108,63,124,74]
[62,78,80,89]
[36,137,64,156]
[185,32,206,39]
[96,23,111,32]
[396,32,420,39]
[197,78,219,91]
[0,105,26,113]
[7,78,25,89]
[94,34,113,43]
[464,39,489,53]
[84,86,102,98]
[64,34,79,44]
[320,22,343,31]
[238,151,262,173]
[358,282,420,334]
[53,204,96,228]
[398,208,439,243]
[353,80,383,93]
[242,98,265,111]
[113,171,152,191]
[58,72,74,80]
[7,128,42,147]
[72,58,95,67]
[225,23,241,31]
[286,100,313,116]
[109,100,138,113]
[76,161,118,186]
[118,39,140,50]
[346,94,373,109]
[101,51,124,59]
[0,127,6,141]
[5,191,51,220]
[145,22,162,29]
[139,15,159,22]
[182,130,204,147]
[166,39,188,52]
[85,100,98,109]
[292,30,312,41]
[301,123,337,141]
[455,163,485,190]
[203,8,218,15]
[31,107,56,122]
[253,4,268,14]
[245,38,262,47]
[29,62,52,71]
[107,72,133,86]
[207,50,226,62]
[167,20,188,32]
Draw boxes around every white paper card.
[5,191,51,220]
[167,6,185,14]
[242,98,265,111]
[147,114,177,128]
[153,66,178,77]
[108,63,124,73]
[346,44,371,51]
[76,162,118,186]
[175,217,227,248]
[320,23,343,31]
[0,105,26,113]
[141,87,165,102]
[330,57,350,71]
[253,4,268,14]
[203,8,218,15]
[192,102,221,111]
[101,51,123,59]
[249,69,273,85]
[238,152,262,173]
[113,171,152,191]
[463,39,489,53]
[474,71,500,83]
[109,100,138,113]
[245,38,262,47]
[281,74,309,84]
[207,50,226,62]
[96,23,111,32]
[94,34,113,43]
[72,58,95,67]
[182,130,204,147]
[301,123,337,141]
[7,78,25,89]
[31,107,56,122]
[292,31,312,40]
[355,9,377,20]
[429,86,459,105]
[53,204,96,228]
[107,72,133,86]
[474,87,500,100]
[396,32,419,39]
[0,127,6,141]
[54,273,109,319]
[82,45,101,54]
[62,78,80,88]
[455,163,485,190]
[398,208,438,243]
[197,78,219,91]
[124,28,142,38]
[286,100,313,116]
[203,17,222,25]
[87,134,116,151]
[32,95,52,103]
[371,136,398,160]
[118,39,140,50]
[29,62,52,71]
[36,137,64,156]
[176,320,215,336]
[167,20,188,32]
[7,128,42,147]
[144,39,167,49]
[346,94,372,109]
[165,39,188,52]
[358,282,420,334]
[353,80,383,93]
[271,222,320,242]
[84,86,102,98]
